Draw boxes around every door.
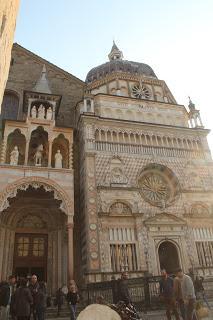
[158,241,180,274]
[13,233,48,281]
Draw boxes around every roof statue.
[33,64,52,94]
[188,96,196,111]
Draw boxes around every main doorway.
[158,240,180,274]
[13,233,48,281]
[0,184,69,293]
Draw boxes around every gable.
[144,213,186,226]
[4,44,85,127]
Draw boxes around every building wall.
[77,93,213,283]
[0,0,20,108]
[2,44,84,127]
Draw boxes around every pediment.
[144,213,186,226]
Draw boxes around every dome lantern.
[108,41,123,61]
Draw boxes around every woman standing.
[13,278,33,320]
[67,282,79,320]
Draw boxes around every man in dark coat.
[13,277,33,320]
[0,275,16,320]
[28,275,40,320]
[117,272,132,306]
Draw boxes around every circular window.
[138,164,180,207]
[132,85,150,99]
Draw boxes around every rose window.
[138,164,180,207]
[132,85,150,99]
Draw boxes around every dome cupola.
[86,42,157,83]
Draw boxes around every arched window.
[1,91,19,120]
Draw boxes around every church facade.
[0,42,213,292]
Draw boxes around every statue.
[10,146,19,165]
[54,149,63,168]
[188,96,196,112]
[34,144,43,166]
[46,106,53,120]
[31,105,37,118]
[38,104,45,119]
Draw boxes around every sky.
[15,0,213,150]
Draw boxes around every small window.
[33,238,45,257]
[1,91,19,120]
[17,237,29,257]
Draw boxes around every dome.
[86,42,157,83]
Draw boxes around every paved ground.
[49,309,213,320]
[142,309,213,319]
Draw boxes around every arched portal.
[0,177,74,293]
[158,241,180,274]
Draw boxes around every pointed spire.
[33,64,52,94]
[108,41,123,61]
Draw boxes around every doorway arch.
[158,240,180,274]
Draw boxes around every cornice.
[86,71,165,90]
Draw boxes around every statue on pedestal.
[34,144,43,166]
[38,104,45,119]
[54,149,63,168]
[46,106,53,120]
[31,105,37,118]
[10,146,19,165]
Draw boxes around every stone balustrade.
[95,141,205,159]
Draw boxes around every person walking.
[56,287,64,317]
[66,282,79,320]
[13,277,33,320]
[35,282,46,320]
[194,276,210,309]
[0,275,16,320]
[176,269,198,320]
[159,269,180,320]
[28,275,40,320]
[174,275,185,320]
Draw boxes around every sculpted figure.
[31,105,37,118]
[55,149,63,168]
[10,146,19,165]
[38,104,45,119]
[34,144,43,166]
[46,106,53,120]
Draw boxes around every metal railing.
[83,275,213,312]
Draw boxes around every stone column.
[24,137,30,166]
[0,136,7,164]
[198,114,203,127]
[67,218,74,281]
[69,143,73,169]
[48,139,53,167]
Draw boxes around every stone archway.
[158,240,180,274]
[0,176,73,214]
[0,177,74,292]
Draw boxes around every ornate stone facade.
[76,43,213,283]
[1,42,213,289]
[0,51,84,292]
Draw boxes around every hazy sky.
[15,0,213,149]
